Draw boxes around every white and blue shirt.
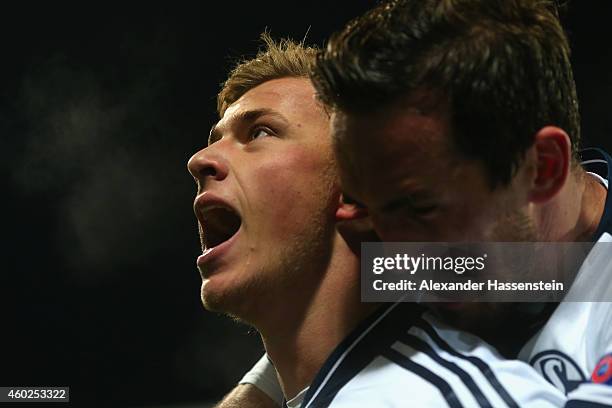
[243,148,612,407]
[299,302,565,407]
[519,148,612,407]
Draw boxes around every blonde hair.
[217,32,319,117]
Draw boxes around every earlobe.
[528,126,571,203]
[336,194,369,221]
[335,194,378,253]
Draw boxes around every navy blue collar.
[300,303,424,407]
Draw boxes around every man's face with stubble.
[188,77,340,323]
[331,95,539,330]
[331,95,537,244]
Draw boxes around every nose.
[187,146,229,186]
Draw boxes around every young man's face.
[332,97,536,243]
[187,77,338,320]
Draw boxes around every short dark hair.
[312,0,581,187]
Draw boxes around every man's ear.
[336,194,369,221]
[335,194,379,254]
[527,126,571,203]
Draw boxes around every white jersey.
[301,303,565,407]
[240,149,612,407]
[519,148,612,406]
[244,302,566,407]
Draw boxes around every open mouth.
[200,206,242,249]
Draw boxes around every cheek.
[247,148,336,230]
[428,197,511,241]
[371,213,417,241]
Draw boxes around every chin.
[201,278,236,311]
[199,276,262,324]
[200,287,225,312]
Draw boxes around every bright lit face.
[187,77,338,321]
[332,97,536,243]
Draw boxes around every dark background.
[2,2,611,407]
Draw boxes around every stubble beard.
[490,207,538,242]
[200,213,335,329]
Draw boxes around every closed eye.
[383,197,437,216]
[410,204,437,216]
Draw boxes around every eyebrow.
[208,108,289,146]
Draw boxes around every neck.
[256,234,379,400]
[537,168,607,241]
